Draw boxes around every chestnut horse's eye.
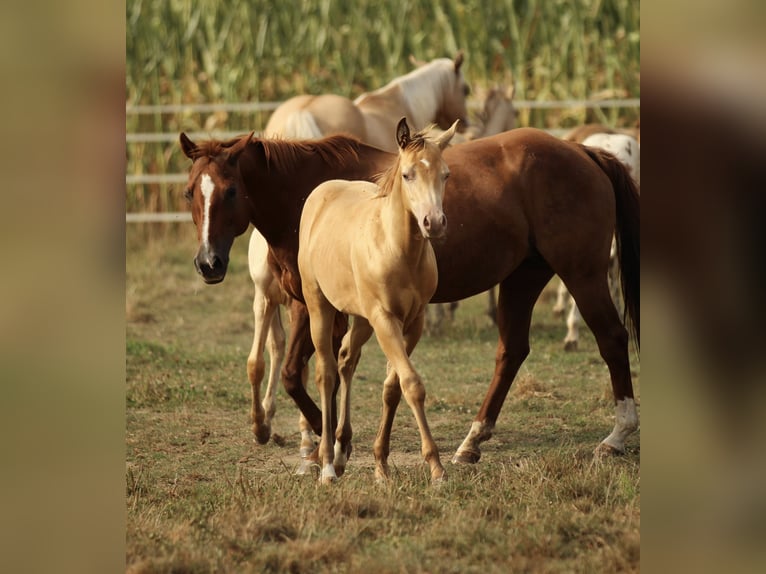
[224,186,236,200]
[402,171,415,182]
[184,188,193,202]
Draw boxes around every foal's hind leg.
[453,260,554,464]
[334,317,374,477]
[565,274,638,454]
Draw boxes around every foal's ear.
[396,118,411,150]
[180,132,197,159]
[453,51,464,73]
[225,131,255,163]
[436,120,460,150]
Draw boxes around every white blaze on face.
[200,174,215,248]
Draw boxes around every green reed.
[127,0,639,213]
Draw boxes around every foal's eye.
[224,186,236,200]
[183,188,193,202]
[443,172,450,181]
[403,171,415,182]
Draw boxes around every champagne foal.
[298,119,458,484]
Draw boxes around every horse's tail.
[282,110,324,139]
[579,145,640,351]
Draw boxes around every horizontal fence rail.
[127,98,639,222]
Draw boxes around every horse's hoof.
[295,459,316,476]
[253,426,271,445]
[451,450,480,465]
[320,464,338,485]
[431,469,447,484]
[594,442,625,458]
[563,340,578,352]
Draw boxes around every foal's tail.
[580,145,640,351]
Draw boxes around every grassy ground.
[126,223,640,573]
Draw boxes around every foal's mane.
[374,129,431,197]
[191,134,363,173]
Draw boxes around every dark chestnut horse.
[179,127,640,463]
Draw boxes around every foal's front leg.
[372,310,445,482]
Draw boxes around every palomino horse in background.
[264,53,469,147]
[299,119,458,484]
[552,130,641,350]
[243,54,471,463]
[179,125,640,470]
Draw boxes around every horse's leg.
[486,286,498,324]
[297,363,315,458]
[246,288,279,444]
[552,278,569,317]
[563,296,581,351]
[565,274,638,454]
[282,300,322,435]
[260,301,285,435]
[372,365,401,481]
[372,311,445,482]
[304,295,339,485]
[334,317,374,477]
[453,260,554,464]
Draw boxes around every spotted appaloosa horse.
[552,131,641,350]
[180,126,640,469]
[299,119,458,484]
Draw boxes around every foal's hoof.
[451,449,481,465]
[594,442,625,458]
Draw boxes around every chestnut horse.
[299,119,458,484]
[179,126,640,466]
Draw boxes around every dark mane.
[190,133,364,172]
[374,129,430,197]
[259,134,362,172]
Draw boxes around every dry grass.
[126,224,640,572]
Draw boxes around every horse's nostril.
[440,214,447,228]
[423,216,431,230]
[210,255,223,270]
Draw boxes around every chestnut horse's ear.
[180,132,197,159]
[396,117,411,150]
[453,51,464,73]
[225,131,255,164]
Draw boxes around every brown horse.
[299,119,458,484]
[179,126,640,466]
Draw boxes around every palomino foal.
[298,118,458,484]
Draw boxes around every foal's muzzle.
[194,250,228,284]
[423,213,448,240]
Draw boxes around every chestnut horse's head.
[179,132,254,284]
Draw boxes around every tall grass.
[126,0,639,212]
